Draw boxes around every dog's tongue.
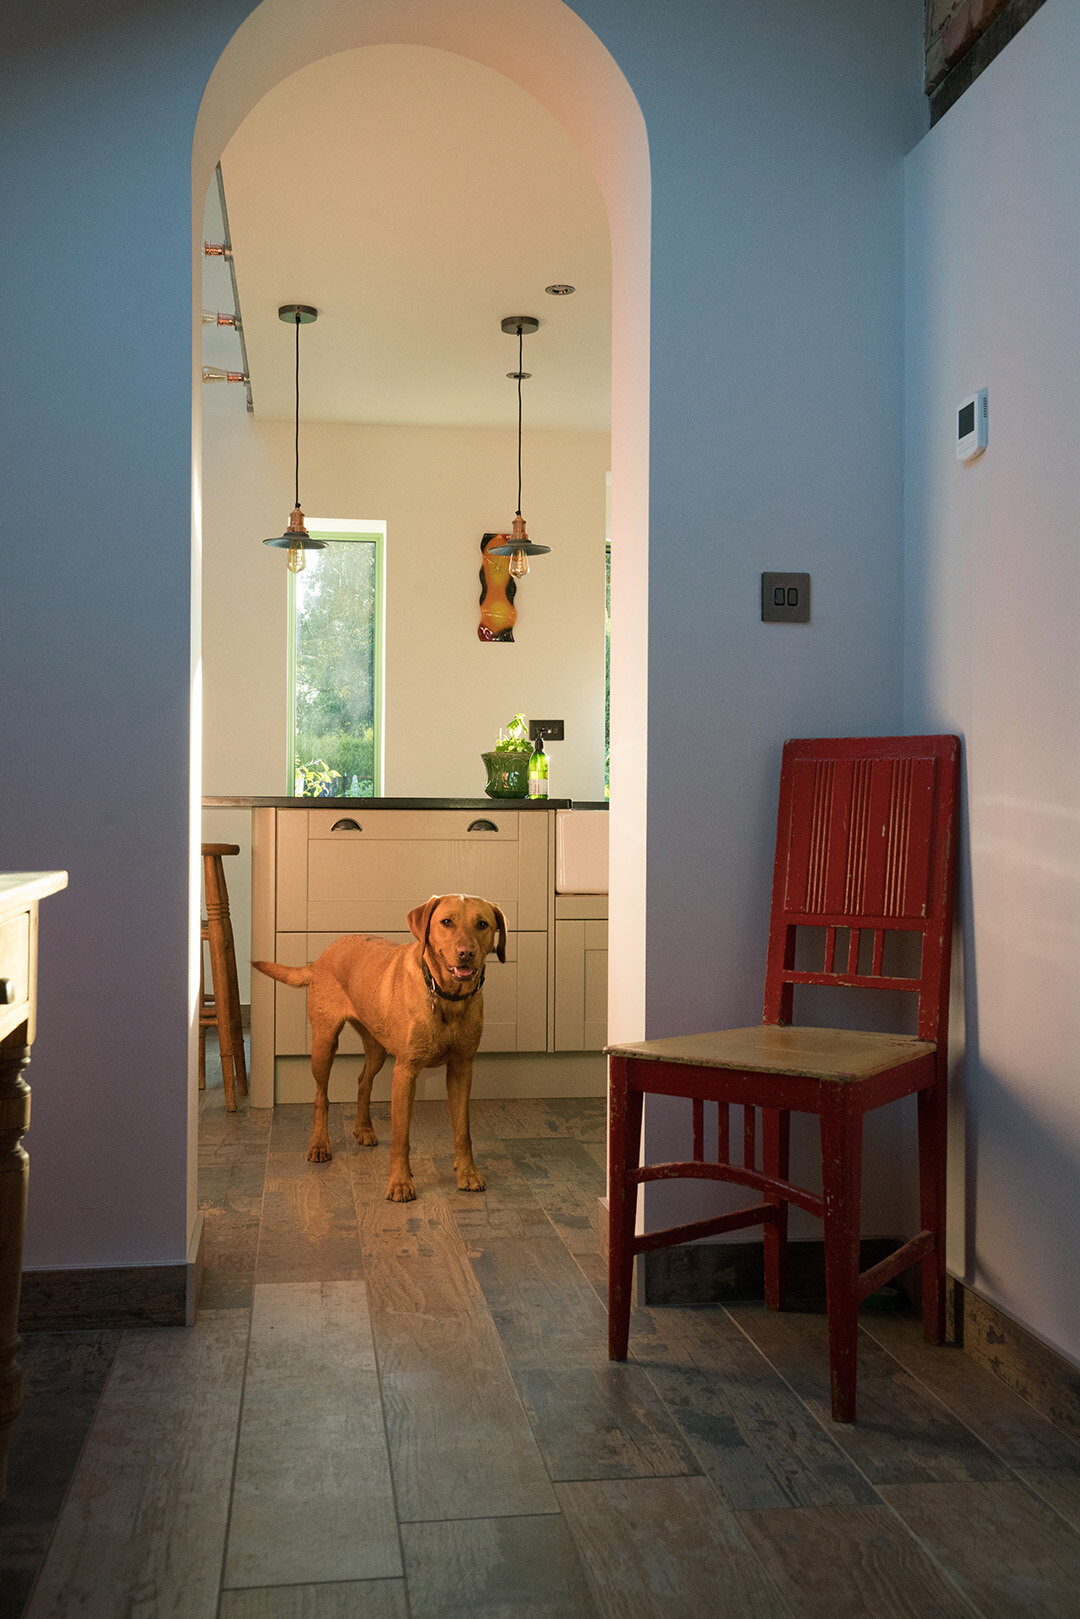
[452,966,475,981]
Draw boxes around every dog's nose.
[457,947,475,963]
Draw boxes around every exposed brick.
[942,1,976,67]
[970,0,1011,30]
[929,0,1050,125]
[924,34,950,93]
[926,0,965,35]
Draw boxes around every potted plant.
[481,712,532,798]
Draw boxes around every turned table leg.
[0,1041,31,1503]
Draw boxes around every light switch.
[761,573,811,623]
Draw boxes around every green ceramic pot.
[481,750,532,799]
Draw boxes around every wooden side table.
[0,870,67,1500]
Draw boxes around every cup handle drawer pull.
[467,818,498,832]
[331,818,361,832]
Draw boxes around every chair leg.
[820,1089,863,1422]
[608,1056,643,1361]
[918,1073,948,1344]
[763,1107,790,1311]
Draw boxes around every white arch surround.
[191,0,652,1111]
[7,0,927,1297]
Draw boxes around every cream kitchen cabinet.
[554,893,609,1052]
[249,804,555,1103]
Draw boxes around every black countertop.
[201,796,611,811]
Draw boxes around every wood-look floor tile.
[470,1098,606,1142]
[727,1303,1011,1484]
[864,1310,1080,1474]
[881,1479,1080,1617]
[198,1224,261,1311]
[1021,1469,1080,1533]
[630,1305,879,1511]
[220,1580,407,1617]
[224,1282,400,1590]
[0,1331,121,1618]
[255,1107,364,1284]
[557,1476,790,1618]
[402,1514,599,1619]
[466,1229,612,1368]
[466,1229,698,1485]
[736,1502,975,1618]
[24,1309,249,1619]
[346,1139,557,1523]
[515,1364,700,1483]
[506,1139,606,1258]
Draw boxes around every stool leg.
[821,1088,863,1422]
[763,1107,790,1311]
[608,1056,643,1361]
[220,895,248,1099]
[918,1068,947,1344]
[198,945,207,1091]
[203,855,237,1112]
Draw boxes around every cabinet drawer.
[276,809,548,933]
[306,809,519,841]
[273,930,547,1055]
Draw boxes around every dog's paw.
[354,1125,379,1147]
[456,1165,487,1192]
[385,1176,416,1202]
[307,1142,333,1164]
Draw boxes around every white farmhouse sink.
[555,810,609,894]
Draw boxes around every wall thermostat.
[956,388,988,460]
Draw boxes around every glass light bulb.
[287,541,306,574]
[509,548,530,579]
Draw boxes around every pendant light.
[489,315,551,578]
[263,303,326,574]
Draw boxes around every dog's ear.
[491,904,508,964]
[408,895,443,952]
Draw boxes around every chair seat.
[606,1025,936,1081]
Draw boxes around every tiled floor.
[4,1050,1080,1616]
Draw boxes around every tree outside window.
[289,527,384,797]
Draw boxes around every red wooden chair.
[606,735,960,1421]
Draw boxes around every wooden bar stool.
[199,843,248,1111]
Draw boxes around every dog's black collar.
[421,957,485,1003]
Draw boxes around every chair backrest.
[763,735,960,1043]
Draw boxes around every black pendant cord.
[516,324,523,517]
[294,313,301,509]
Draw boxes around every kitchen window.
[288,521,385,797]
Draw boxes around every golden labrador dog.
[253,894,506,1201]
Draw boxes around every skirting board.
[274,1051,606,1104]
[19,1214,205,1332]
[949,1277,1080,1449]
[638,1236,904,1309]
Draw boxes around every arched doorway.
[190,0,651,1212]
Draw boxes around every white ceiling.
[202,44,612,433]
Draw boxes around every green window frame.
[287,522,386,798]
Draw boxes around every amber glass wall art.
[478,533,517,642]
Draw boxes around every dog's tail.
[252,959,314,987]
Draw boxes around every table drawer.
[0,911,31,1043]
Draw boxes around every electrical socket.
[529,719,564,741]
